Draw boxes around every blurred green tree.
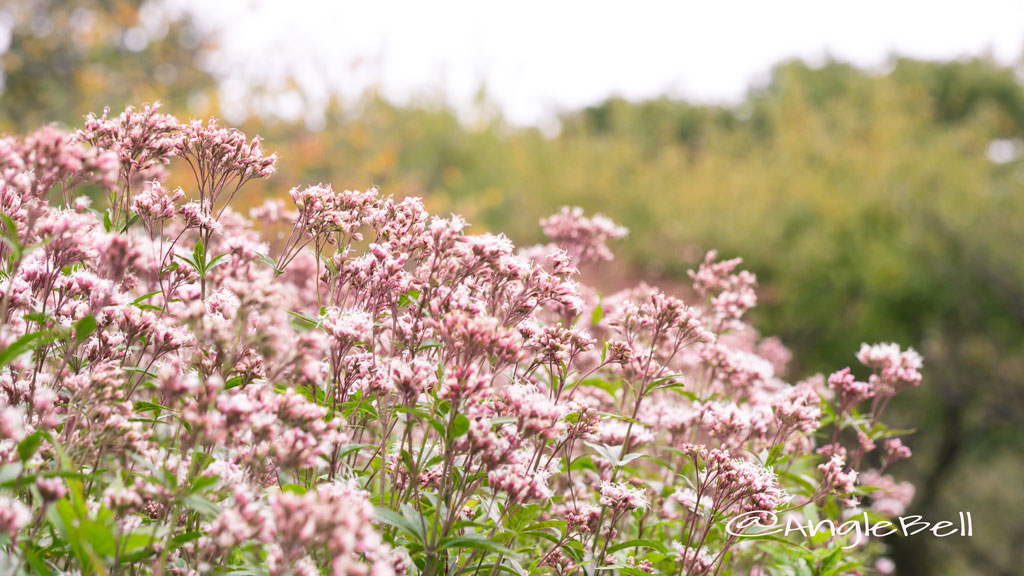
[0,0,217,131]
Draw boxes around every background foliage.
[2,1,1022,574]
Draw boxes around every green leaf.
[23,545,54,576]
[175,241,204,273]
[474,562,526,576]
[450,413,471,439]
[438,533,516,556]
[254,252,283,274]
[607,538,670,554]
[120,530,156,558]
[190,475,220,494]
[50,498,101,571]
[73,315,97,345]
[618,453,645,466]
[207,252,230,272]
[374,506,425,544]
[0,214,23,262]
[132,291,162,305]
[398,289,421,308]
[17,430,45,463]
[193,239,206,271]
[23,311,49,324]
[602,564,657,576]
[182,494,220,516]
[763,444,790,467]
[133,401,167,414]
[736,531,812,552]
[336,443,375,459]
[598,411,648,427]
[122,213,140,232]
[418,339,442,351]
[80,518,117,557]
[0,330,46,368]
[0,463,23,486]
[172,531,203,546]
[584,441,641,468]
[575,377,621,397]
[288,310,320,328]
[280,483,307,495]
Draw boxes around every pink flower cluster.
[0,105,925,576]
[540,206,628,265]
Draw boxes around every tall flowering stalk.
[0,105,923,576]
[78,103,180,227]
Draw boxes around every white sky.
[179,0,1024,127]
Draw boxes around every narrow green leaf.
[132,291,162,304]
[207,252,230,272]
[0,331,45,368]
[438,533,516,556]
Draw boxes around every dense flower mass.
[0,105,923,576]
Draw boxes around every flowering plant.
[0,104,920,576]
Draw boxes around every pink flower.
[566,503,602,533]
[818,454,858,495]
[177,118,277,209]
[498,383,566,439]
[180,201,219,232]
[827,367,874,412]
[857,342,923,393]
[599,481,649,512]
[2,126,118,201]
[321,307,373,347]
[132,180,183,226]
[79,102,181,178]
[388,358,437,401]
[489,464,553,504]
[689,250,758,329]
[541,206,627,265]
[883,438,913,467]
[860,469,915,516]
[0,404,26,441]
[35,477,67,502]
[772,381,822,435]
[674,544,714,574]
[0,497,30,538]
[527,325,595,365]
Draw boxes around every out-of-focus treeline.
[3,1,1023,574]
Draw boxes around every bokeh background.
[3,1,1023,574]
